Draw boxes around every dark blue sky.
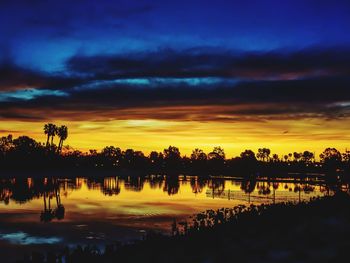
[0,0,350,126]
[1,0,350,71]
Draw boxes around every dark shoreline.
[15,192,350,263]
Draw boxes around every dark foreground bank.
[16,191,350,263]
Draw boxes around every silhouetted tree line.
[1,124,350,180]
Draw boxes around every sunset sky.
[1,0,350,157]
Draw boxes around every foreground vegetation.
[1,124,350,180]
[17,192,350,263]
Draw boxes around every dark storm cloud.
[0,63,85,91]
[1,77,350,122]
[2,46,350,89]
[1,47,350,121]
[0,64,44,90]
[67,47,350,79]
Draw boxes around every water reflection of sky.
[0,231,62,245]
[0,176,328,250]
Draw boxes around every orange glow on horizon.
[1,118,349,158]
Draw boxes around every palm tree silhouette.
[57,125,68,153]
[44,124,51,147]
[51,126,57,146]
[43,123,57,148]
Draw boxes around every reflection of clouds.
[0,231,62,245]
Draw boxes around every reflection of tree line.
[0,178,65,222]
[1,176,345,206]
[41,187,64,222]
[210,179,349,204]
[207,181,319,203]
[1,176,348,224]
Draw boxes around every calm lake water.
[0,175,330,261]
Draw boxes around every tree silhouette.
[320,148,342,163]
[44,124,51,147]
[320,148,342,174]
[57,125,68,153]
[149,151,163,164]
[101,146,122,166]
[44,123,57,148]
[163,146,181,160]
[257,148,271,161]
[293,152,302,162]
[2,123,350,180]
[191,148,207,161]
[208,146,225,160]
[240,150,256,161]
[163,146,181,169]
[301,151,314,163]
[0,134,13,155]
[12,136,40,155]
[342,150,350,163]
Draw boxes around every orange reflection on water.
[0,176,325,228]
[0,175,332,254]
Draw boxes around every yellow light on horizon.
[0,117,349,158]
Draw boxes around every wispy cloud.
[0,88,68,102]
